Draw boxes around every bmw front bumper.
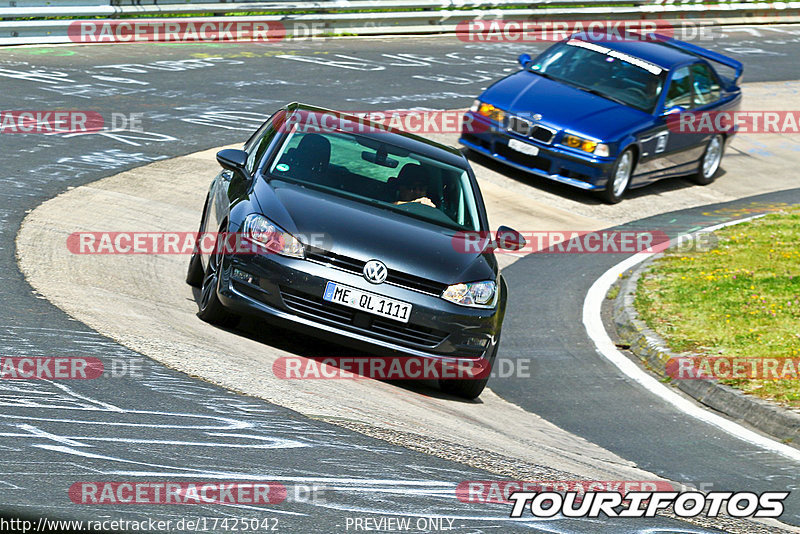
[460,112,616,191]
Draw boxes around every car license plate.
[323,282,411,323]
[508,138,539,156]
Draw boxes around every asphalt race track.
[2,27,800,533]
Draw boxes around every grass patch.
[635,207,800,407]
[606,285,620,300]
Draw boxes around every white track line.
[582,215,800,463]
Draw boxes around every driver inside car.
[392,163,436,208]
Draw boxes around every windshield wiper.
[572,85,630,107]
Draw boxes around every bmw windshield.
[265,126,482,232]
[529,39,666,113]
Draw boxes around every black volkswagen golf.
[186,103,524,398]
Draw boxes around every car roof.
[575,35,699,70]
[284,102,468,168]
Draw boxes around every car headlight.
[475,102,505,124]
[562,134,607,155]
[442,280,497,308]
[242,214,304,259]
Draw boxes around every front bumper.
[460,112,615,191]
[215,251,503,370]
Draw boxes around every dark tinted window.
[664,67,693,109]
[268,129,480,231]
[245,117,278,174]
[691,63,721,106]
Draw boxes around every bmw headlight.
[473,101,505,124]
[243,214,304,258]
[562,133,608,156]
[442,280,497,308]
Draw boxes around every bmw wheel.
[692,134,723,185]
[601,148,634,204]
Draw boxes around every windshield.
[530,40,665,113]
[265,127,481,232]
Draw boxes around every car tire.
[438,339,499,400]
[600,148,634,204]
[692,134,724,185]
[186,196,209,287]
[187,251,204,287]
[197,223,240,328]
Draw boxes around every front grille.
[280,287,448,348]
[507,116,530,136]
[530,125,556,144]
[370,318,450,347]
[305,248,447,296]
[496,144,551,173]
[305,249,364,273]
[507,116,556,144]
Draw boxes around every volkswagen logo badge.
[531,113,543,122]
[363,260,388,284]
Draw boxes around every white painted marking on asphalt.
[49,381,123,412]
[14,423,87,447]
[583,216,800,463]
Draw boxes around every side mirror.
[518,53,532,68]
[661,105,685,117]
[496,225,526,251]
[216,149,248,173]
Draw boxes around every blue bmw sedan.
[459,34,743,203]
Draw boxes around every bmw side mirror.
[496,226,526,251]
[518,53,532,68]
[216,149,248,173]
[661,105,685,117]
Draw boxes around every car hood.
[252,179,497,286]
[483,71,650,140]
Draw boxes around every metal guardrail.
[1,0,656,18]
[1,0,799,45]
